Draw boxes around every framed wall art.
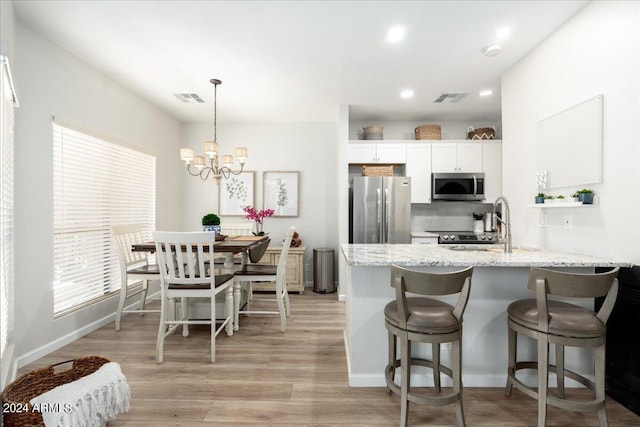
[263,171,299,217]
[219,171,255,216]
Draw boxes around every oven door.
[432,173,485,201]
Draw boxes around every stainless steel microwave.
[432,172,485,201]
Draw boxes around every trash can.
[313,248,335,293]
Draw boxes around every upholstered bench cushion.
[507,299,605,338]
[384,297,459,334]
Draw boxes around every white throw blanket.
[29,362,131,427]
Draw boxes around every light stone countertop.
[340,243,631,268]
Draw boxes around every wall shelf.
[526,202,595,208]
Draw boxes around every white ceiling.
[13,0,588,124]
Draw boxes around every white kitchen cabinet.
[482,141,502,202]
[405,143,432,203]
[348,142,406,163]
[431,142,482,172]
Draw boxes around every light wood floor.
[20,292,639,426]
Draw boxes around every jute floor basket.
[1,356,110,427]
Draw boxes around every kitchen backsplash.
[411,202,497,232]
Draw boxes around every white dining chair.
[154,231,234,363]
[233,226,296,332]
[220,222,254,236]
[212,222,255,272]
[112,224,161,331]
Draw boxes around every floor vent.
[434,93,469,103]
[173,93,205,103]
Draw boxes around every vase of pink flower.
[243,206,275,236]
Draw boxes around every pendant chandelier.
[179,79,248,183]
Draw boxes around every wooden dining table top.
[131,235,268,254]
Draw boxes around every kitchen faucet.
[493,196,512,253]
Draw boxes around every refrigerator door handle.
[473,175,478,196]
[383,187,390,243]
[377,188,383,242]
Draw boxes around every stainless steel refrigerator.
[350,176,411,243]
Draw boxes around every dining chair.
[112,224,161,331]
[220,222,254,236]
[505,267,619,427]
[153,231,234,363]
[233,226,296,332]
[212,222,255,272]
[384,265,473,427]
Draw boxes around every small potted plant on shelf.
[544,195,555,203]
[556,194,567,203]
[571,192,579,202]
[202,213,221,235]
[535,193,545,204]
[576,188,594,204]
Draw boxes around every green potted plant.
[535,193,545,204]
[545,195,555,203]
[556,194,566,202]
[576,188,594,204]
[202,213,221,234]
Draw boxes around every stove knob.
[449,235,456,240]
[442,235,449,240]
[487,235,493,240]
[480,235,486,240]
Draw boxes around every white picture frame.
[263,171,299,217]
[219,171,255,216]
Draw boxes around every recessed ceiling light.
[400,89,414,99]
[387,26,406,43]
[479,89,493,97]
[484,44,502,57]
[496,27,511,40]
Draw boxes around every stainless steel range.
[436,231,498,244]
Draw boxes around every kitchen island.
[339,243,630,387]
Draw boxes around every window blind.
[1,55,17,360]
[53,123,155,316]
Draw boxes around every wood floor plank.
[16,292,638,426]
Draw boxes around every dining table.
[131,234,269,335]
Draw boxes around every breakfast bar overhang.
[339,244,631,388]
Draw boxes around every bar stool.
[384,265,473,427]
[505,267,619,427]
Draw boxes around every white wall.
[502,1,640,264]
[181,121,339,283]
[12,21,183,366]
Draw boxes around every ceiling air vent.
[434,93,469,103]
[173,93,204,103]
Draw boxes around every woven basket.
[362,165,393,177]
[1,356,110,427]
[467,126,495,140]
[363,125,384,140]
[415,125,441,140]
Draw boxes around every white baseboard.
[15,292,160,370]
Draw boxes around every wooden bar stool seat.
[384,265,473,427]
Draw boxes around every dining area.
[114,224,297,364]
